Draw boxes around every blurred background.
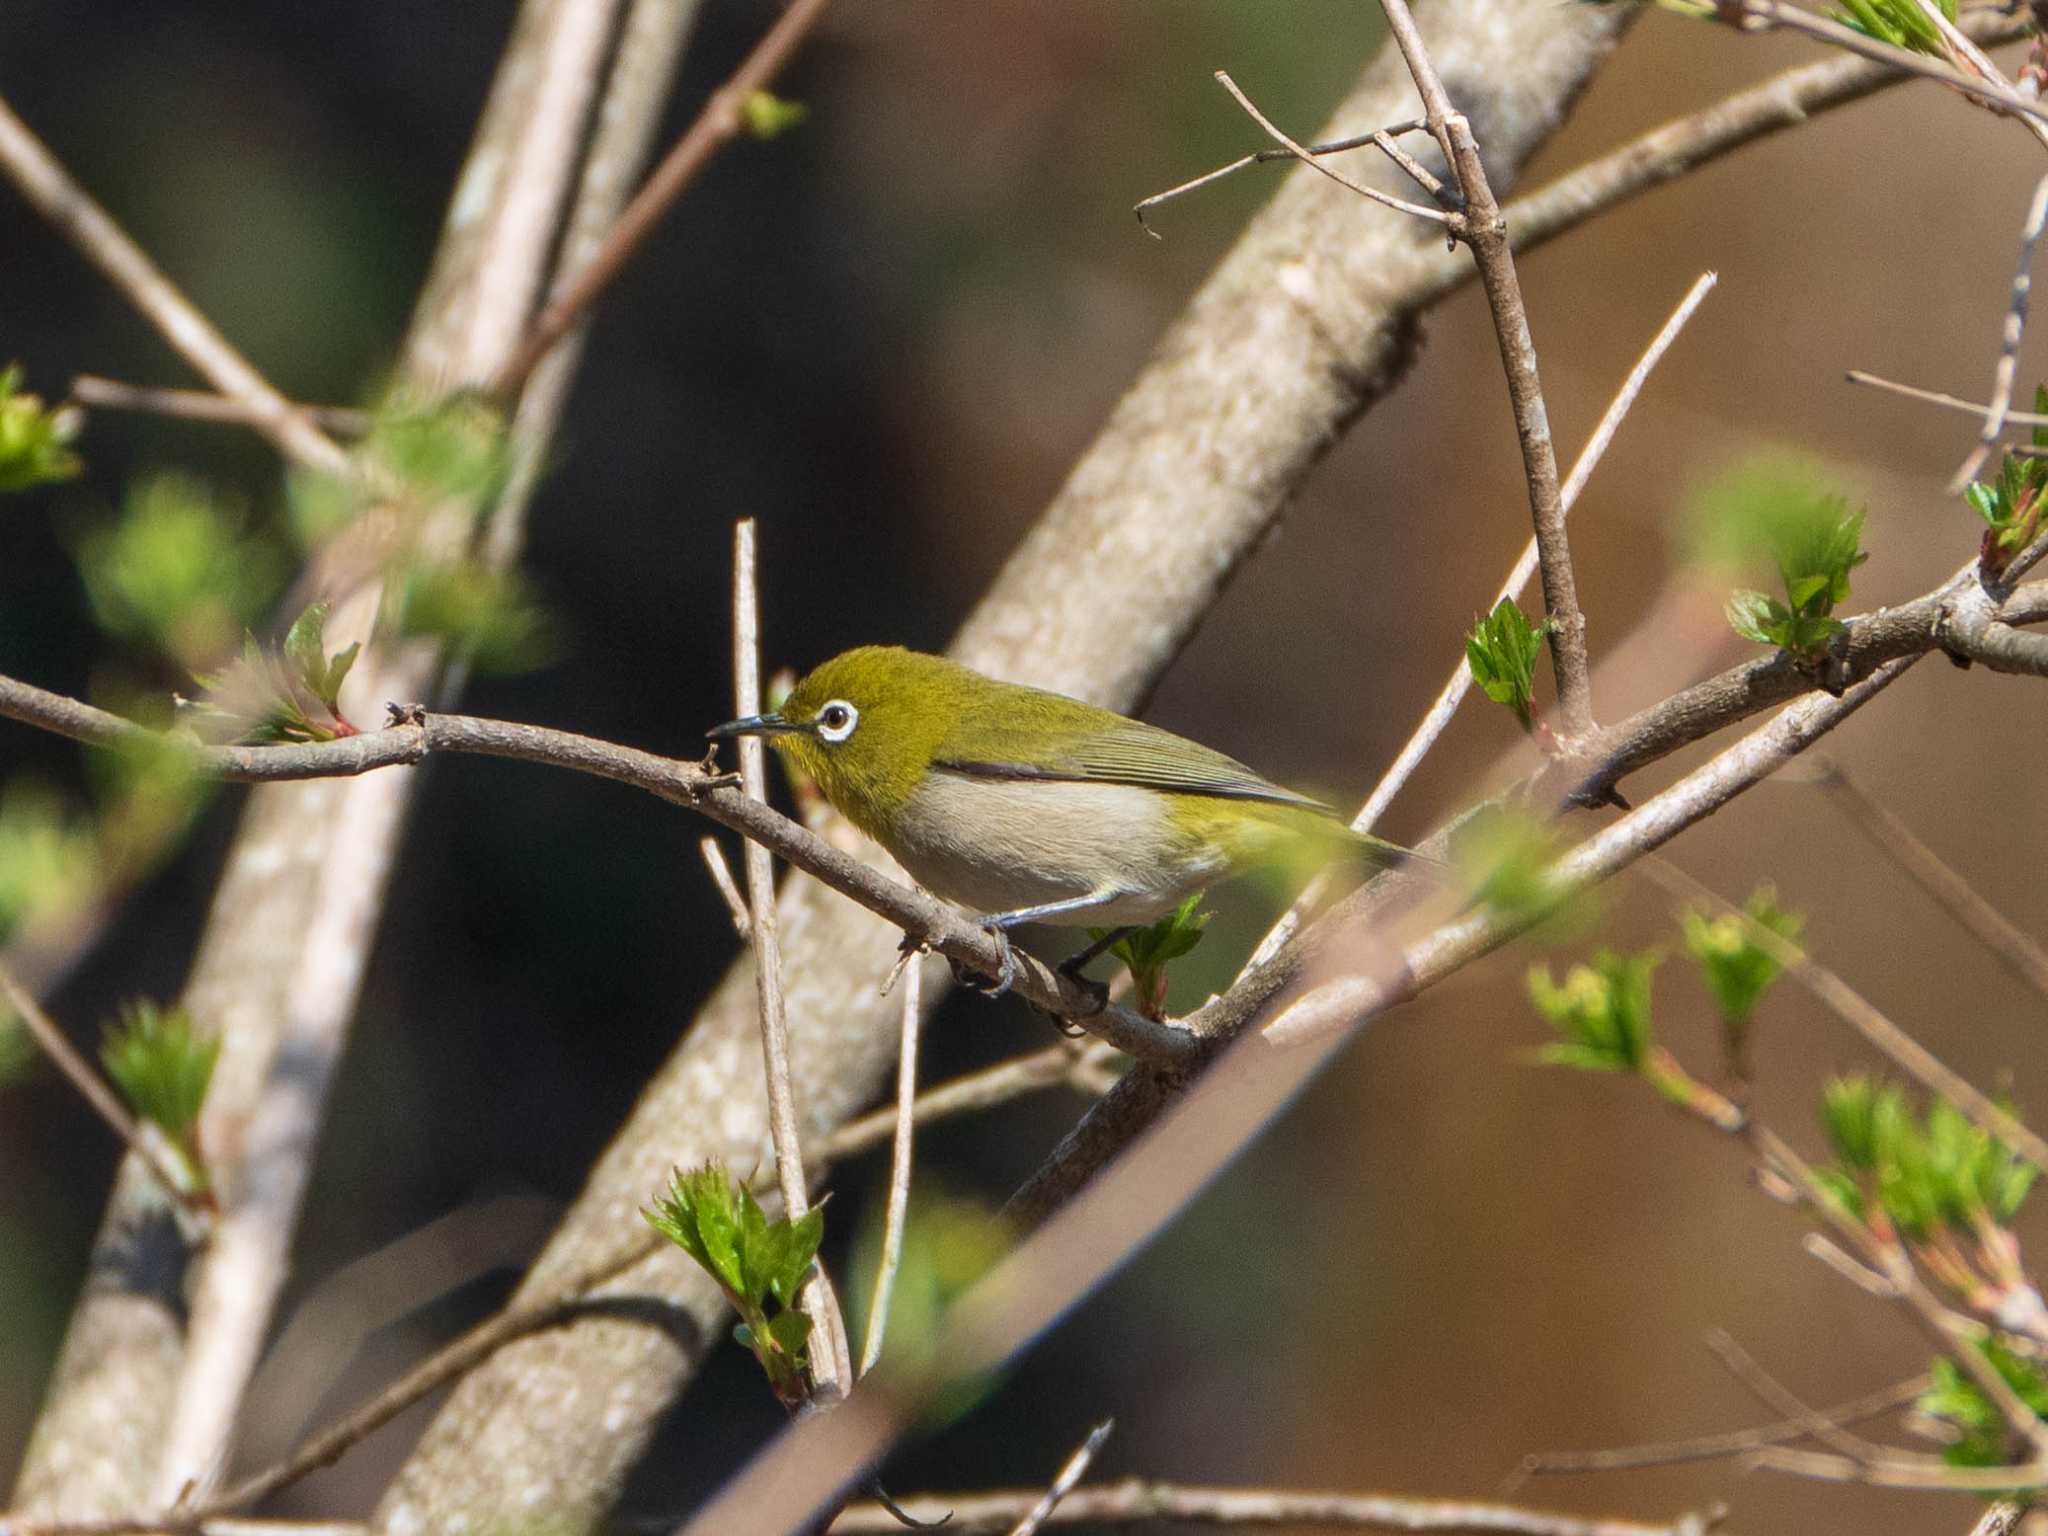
[2,2,2045,1532]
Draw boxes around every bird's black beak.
[707,712,803,741]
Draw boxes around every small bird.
[710,646,1417,994]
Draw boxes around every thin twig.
[0,962,212,1231]
[0,675,1194,1066]
[0,96,347,474]
[699,836,753,939]
[1211,74,1451,224]
[1133,119,1430,231]
[1846,369,2048,427]
[732,518,848,1402]
[67,376,372,437]
[1243,272,1717,974]
[1375,0,1594,737]
[860,957,923,1377]
[493,0,835,395]
[1006,1420,1115,1536]
[1953,171,2048,492]
[1729,0,2048,126]
[1812,759,2048,1004]
[1515,1373,1927,1480]
[830,1482,1724,1533]
[1704,1329,1895,1464]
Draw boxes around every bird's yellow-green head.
[708,646,977,840]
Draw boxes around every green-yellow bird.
[711,646,1416,992]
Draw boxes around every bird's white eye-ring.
[815,700,859,743]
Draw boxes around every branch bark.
[11,0,698,1517]
[369,0,1634,1529]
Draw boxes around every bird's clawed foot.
[948,923,1018,998]
[1055,953,1110,1015]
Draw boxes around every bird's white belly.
[886,773,1219,926]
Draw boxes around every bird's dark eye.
[815,699,859,742]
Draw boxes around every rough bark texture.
[371,1,1631,1531]
[12,0,699,1515]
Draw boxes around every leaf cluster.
[99,999,219,1183]
[78,474,285,667]
[1466,598,1549,734]
[1836,0,1954,54]
[0,365,82,492]
[1918,1343,2048,1469]
[183,602,362,744]
[1697,459,1869,659]
[1965,392,2048,577]
[1092,894,1208,1021]
[1680,885,1800,1075]
[1528,949,1659,1075]
[1818,1075,2037,1239]
[0,781,99,945]
[1453,806,1584,935]
[645,1163,825,1406]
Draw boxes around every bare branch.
[1376,0,1593,736]
[1515,1374,1926,1479]
[699,836,754,939]
[735,518,850,1403]
[1212,73,1451,225]
[1005,1420,1114,1536]
[1846,368,2048,427]
[860,957,925,1377]
[831,1479,1724,1533]
[1726,0,2048,126]
[67,377,372,436]
[1247,272,1716,973]
[1813,760,2048,1004]
[0,97,349,475]
[1953,172,2048,491]
[493,0,835,394]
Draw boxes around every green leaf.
[392,562,556,674]
[1694,458,1867,654]
[743,91,810,139]
[0,365,83,492]
[1919,1344,2048,1469]
[765,1205,826,1310]
[0,780,99,945]
[1681,885,1802,1031]
[1466,598,1548,732]
[1811,1165,1866,1222]
[764,1305,813,1364]
[99,1000,218,1150]
[645,1163,751,1299]
[281,601,361,713]
[1527,950,1660,1075]
[77,474,286,666]
[1822,1074,1881,1169]
[1724,589,1784,646]
[1093,894,1210,1020]
[181,624,358,746]
[1966,481,2004,528]
[2032,385,2048,452]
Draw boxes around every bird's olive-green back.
[771,646,1347,843]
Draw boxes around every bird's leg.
[1060,925,1134,980]
[964,890,1129,1003]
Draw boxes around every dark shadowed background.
[3,3,2045,1532]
